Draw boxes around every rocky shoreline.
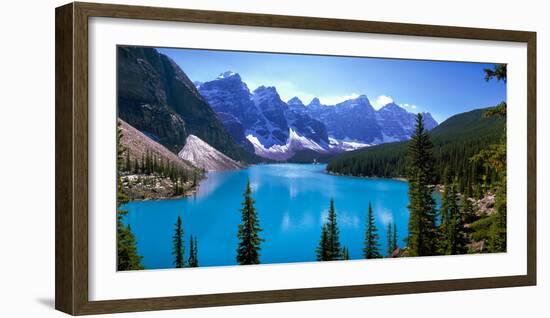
[120,173,200,201]
[327,171,497,215]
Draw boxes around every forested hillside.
[326,107,505,192]
[118,120,204,200]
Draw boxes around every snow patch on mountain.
[178,135,243,171]
[197,71,439,161]
[380,132,400,143]
[328,137,371,152]
[246,128,329,160]
[288,129,328,152]
[217,71,237,79]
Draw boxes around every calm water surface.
[122,163,440,269]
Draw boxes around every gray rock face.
[117,47,249,162]
[198,73,329,152]
[375,102,438,142]
[252,86,290,147]
[118,119,197,172]
[178,135,243,171]
[198,72,262,150]
[215,112,254,153]
[283,97,329,147]
[196,71,438,159]
[318,95,382,143]
[307,98,438,144]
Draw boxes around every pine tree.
[117,223,144,271]
[386,223,392,256]
[440,182,467,254]
[480,64,507,253]
[133,158,139,174]
[188,235,199,267]
[363,202,382,259]
[406,113,438,256]
[125,148,131,172]
[487,181,507,252]
[484,64,507,83]
[143,153,147,174]
[316,224,331,261]
[439,180,451,253]
[386,223,395,257]
[326,199,342,260]
[236,181,263,265]
[173,216,185,268]
[174,178,179,196]
[193,236,200,267]
[461,191,477,224]
[392,223,398,252]
[145,150,150,174]
[116,122,143,271]
[342,247,350,260]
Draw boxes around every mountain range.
[117,47,255,164]
[197,71,438,160]
[326,107,505,180]
[118,47,439,164]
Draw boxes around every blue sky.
[158,47,506,122]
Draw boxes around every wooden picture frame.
[55,1,536,315]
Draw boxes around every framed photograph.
[55,2,536,315]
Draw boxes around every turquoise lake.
[122,163,440,269]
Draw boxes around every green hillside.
[326,107,505,190]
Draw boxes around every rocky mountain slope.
[178,135,243,171]
[198,72,329,160]
[118,119,202,200]
[196,71,438,161]
[119,119,197,172]
[117,47,253,163]
[306,96,438,144]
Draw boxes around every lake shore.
[121,163,416,269]
[121,173,202,201]
[326,170,408,183]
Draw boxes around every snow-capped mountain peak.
[197,72,439,161]
[253,85,279,97]
[337,94,373,109]
[308,97,322,107]
[217,71,239,79]
[328,137,371,152]
[379,102,405,112]
[287,96,305,107]
[246,128,328,161]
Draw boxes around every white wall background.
[0,0,546,317]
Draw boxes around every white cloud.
[401,103,418,110]
[243,79,364,106]
[242,80,258,91]
[317,93,360,106]
[244,79,316,105]
[244,77,423,113]
[372,95,394,109]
